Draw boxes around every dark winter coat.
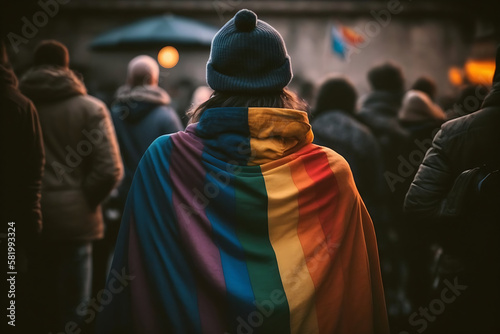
[312,110,386,223]
[403,79,500,334]
[20,66,123,241]
[110,85,183,205]
[358,91,409,149]
[0,65,44,239]
[404,84,500,217]
[358,91,410,220]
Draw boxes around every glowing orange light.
[448,67,463,86]
[464,59,495,85]
[158,46,179,69]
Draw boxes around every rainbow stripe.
[97,107,388,334]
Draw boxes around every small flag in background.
[331,24,364,59]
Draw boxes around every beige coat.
[20,66,123,241]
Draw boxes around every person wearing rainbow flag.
[97,9,389,334]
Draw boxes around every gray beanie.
[206,9,292,93]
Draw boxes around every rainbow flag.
[331,24,365,59]
[97,107,389,334]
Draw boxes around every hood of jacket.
[192,107,314,166]
[19,65,86,103]
[399,90,445,122]
[112,85,171,123]
[0,65,18,91]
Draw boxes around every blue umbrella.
[90,14,219,50]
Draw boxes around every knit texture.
[206,9,292,93]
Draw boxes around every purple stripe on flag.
[129,216,163,333]
[170,131,227,334]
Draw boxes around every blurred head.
[399,90,445,122]
[367,62,404,93]
[315,76,357,116]
[34,40,69,68]
[206,9,292,94]
[189,9,303,123]
[126,55,159,87]
[411,76,437,101]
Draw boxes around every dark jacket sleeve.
[82,100,124,208]
[404,126,454,217]
[23,102,45,234]
[0,96,44,237]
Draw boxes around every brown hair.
[187,88,309,124]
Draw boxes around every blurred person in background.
[19,40,123,333]
[109,55,183,229]
[0,38,44,333]
[358,62,412,320]
[98,9,389,334]
[358,62,410,218]
[397,76,446,202]
[94,55,184,297]
[358,62,409,153]
[410,76,440,102]
[397,76,446,310]
[311,75,386,226]
[404,46,500,334]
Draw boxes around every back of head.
[411,76,437,101]
[126,55,159,87]
[206,9,292,94]
[400,90,445,122]
[34,40,69,68]
[315,76,357,116]
[368,62,404,93]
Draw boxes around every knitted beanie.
[34,40,69,68]
[127,55,160,87]
[206,9,292,93]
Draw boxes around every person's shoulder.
[79,94,106,107]
[469,106,500,127]
[148,130,188,151]
[70,94,109,116]
[140,132,180,166]
[310,144,351,171]
[1,86,34,112]
[439,107,496,139]
[150,132,174,146]
[308,144,357,191]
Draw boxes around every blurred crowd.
[1,36,499,334]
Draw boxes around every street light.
[158,46,179,69]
